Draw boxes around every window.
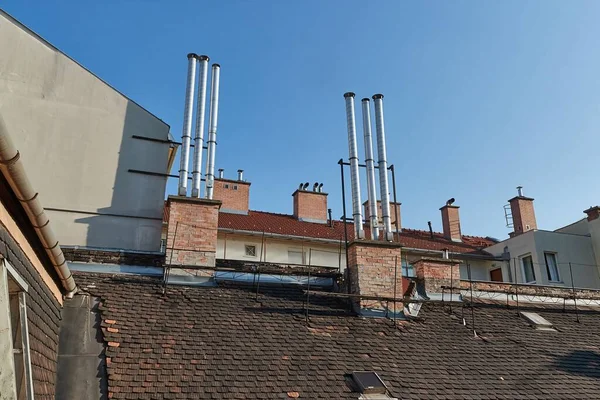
[288,250,303,265]
[0,260,34,399]
[401,259,414,277]
[233,185,238,190]
[224,183,229,189]
[544,252,560,282]
[521,255,536,283]
[244,245,256,257]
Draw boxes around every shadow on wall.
[74,101,169,252]
[552,350,600,379]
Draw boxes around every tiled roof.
[218,210,496,255]
[77,272,600,399]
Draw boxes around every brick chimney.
[363,201,401,233]
[440,199,461,242]
[293,185,327,223]
[584,206,600,222]
[508,186,537,236]
[413,257,460,296]
[212,173,250,215]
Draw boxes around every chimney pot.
[237,169,244,181]
[218,169,224,179]
[440,201,462,242]
[517,186,524,197]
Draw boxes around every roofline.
[402,247,501,261]
[218,228,343,245]
[554,217,587,232]
[0,8,169,130]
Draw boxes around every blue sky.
[4,1,600,239]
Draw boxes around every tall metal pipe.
[205,64,221,199]
[373,94,392,241]
[344,92,364,239]
[191,55,210,198]
[178,53,198,196]
[361,98,379,240]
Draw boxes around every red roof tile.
[217,210,496,255]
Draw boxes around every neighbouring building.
[485,188,600,289]
[0,9,175,254]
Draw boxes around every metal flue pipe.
[205,64,221,199]
[178,53,198,196]
[0,116,76,296]
[191,55,210,198]
[343,92,364,239]
[361,98,379,240]
[373,94,392,241]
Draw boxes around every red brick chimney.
[414,257,460,295]
[584,206,600,222]
[440,199,461,242]
[293,184,327,223]
[508,186,537,236]
[363,201,401,232]
[212,171,250,214]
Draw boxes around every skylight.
[520,311,555,331]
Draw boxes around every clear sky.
[4,1,600,239]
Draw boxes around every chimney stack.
[293,185,328,224]
[361,98,379,240]
[372,94,393,241]
[440,198,462,242]
[508,186,537,235]
[178,53,198,196]
[344,92,365,239]
[204,64,221,199]
[191,55,210,198]
[584,206,600,222]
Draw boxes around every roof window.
[349,371,398,399]
[520,311,556,331]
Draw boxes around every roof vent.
[520,312,555,331]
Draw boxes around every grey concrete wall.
[0,10,170,251]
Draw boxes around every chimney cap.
[237,169,244,173]
[361,97,370,102]
[196,55,210,61]
[212,63,221,68]
[187,53,199,59]
[372,94,384,100]
[343,92,356,98]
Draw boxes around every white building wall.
[0,11,170,251]
[485,230,600,288]
[217,233,346,269]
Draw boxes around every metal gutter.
[0,116,77,296]
[402,246,503,261]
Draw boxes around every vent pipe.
[191,55,210,198]
[204,64,221,199]
[373,94,392,241]
[517,186,523,197]
[178,53,198,196]
[237,169,244,181]
[218,168,224,179]
[344,92,365,240]
[361,98,379,240]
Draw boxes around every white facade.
[485,229,600,289]
[217,233,346,269]
[0,10,171,251]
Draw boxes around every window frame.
[1,258,34,400]
[544,252,561,283]
[401,259,415,278]
[244,244,257,257]
[520,254,536,284]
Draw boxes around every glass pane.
[522,256,535,282]
[545,253,559,282]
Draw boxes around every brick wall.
[347,240,402,311]
[509,196,537,235]
[213,178,250,214]
[292,190,328,223]
[166,196,221,267]
[0,176,62,400]
[364,201,401,231]
[62,247,164,267]
[414,258,460,295]
[440,205,461,241]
